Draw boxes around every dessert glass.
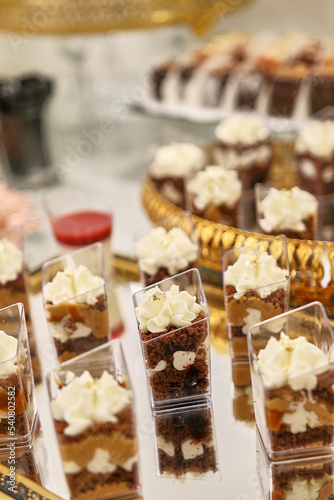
[135,211,199,287]
[255,184,319,240]
[152,402,219,480]
[43,186,124,339]
[0,303,37,443]
[133,268,211,410]
[248,301,334,460]
[42,242,110,363]
[222,235,290,360]
[0,225,41,383]
[256,428,334,500]
[46,340,141,500]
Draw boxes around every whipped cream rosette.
[248,302,334,459]
[223,237,290,360]
[133,269,211,409]
[42,243,110,363]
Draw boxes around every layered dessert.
[257,431,334,500]
[295,120,334,196]
[187,165,241,227]
[256,333,334,455]
[213,115,272,190]
[136,226,198,287]
[135,283,210,405]
[231,359,254,424]
[257,186,318,240]
[310,41,334,115]
[148,142,206,208]
[154,406,217,479]
[51,370,139,500]
[43,265,110,363]
[223,249,289,358]
[0,329,34,439]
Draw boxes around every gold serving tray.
[142,177,334,352]
[0,0,249,35]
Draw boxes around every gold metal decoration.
[0,0,250,35]
[142,178,334,353]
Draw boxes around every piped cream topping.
[187,165,241,210]
[257,333,328,390]
[215,115,270,145]
[0,330,18,378]
[44,265,105,306]
[259,186,318,232]
[51,371,132,436]
[136,226,198,276]
[149,142,205,178]
[135,284,204,334]
[224,250,288,298]
[0,238,23,285]
[295,120,334,158]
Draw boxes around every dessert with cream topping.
[154,405,217,479]
[148,142,206,208]
[213,115,272,190]
[223,241,290,359]
[256,185,318,240]
[251,331,334,456]
[42,262,110,363]
[295,120,334,196]
[133,270,210,407]
[49,369,139,500]
[135,224,198,287]
[187,165,242,226]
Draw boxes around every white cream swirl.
[295,120,334,158]
[149,142,206,178]
[0,330,18,378]
[215,114,270,145]
[257,333,328,390]
[51,370,132,436]
[0,238,23,285]
[259,186,318,233]
[224,251,289,298]
[187,166,241,210]
[136,226,198,276]
[135,284,203,334]
[44,265,105,306]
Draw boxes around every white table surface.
[31,282,259,500]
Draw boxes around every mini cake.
[0,329,32,439]
[223,250,289,358]
[51,370,139,500]
[295,120,334,196]
[257,430,334,500]
[187,165,242,226]
[135,283,209,404]
[148,142,206,208]
[309,41,334,115]
[256,333,334,455]
[213,115,272,190]
[136,226,198,287]
[257,186,318,240]
[154,406,217,478]
[43,265,110,363]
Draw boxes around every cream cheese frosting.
[149,142,205,178]
[44,265,105,306]
[259,186,318,232]
[0,238,23,285]
[187,166,241,210]
[51,370,132,436]
[136,226,198,276]
[135,284,203,334]
[295,120,334,158]
[282,401,318,434]
[215,114,270,145]
[257,333,328,390]
[0,330,18,378]
[285,476,330,500]
[224,251,289,298]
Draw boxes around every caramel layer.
[226,296,283,326]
